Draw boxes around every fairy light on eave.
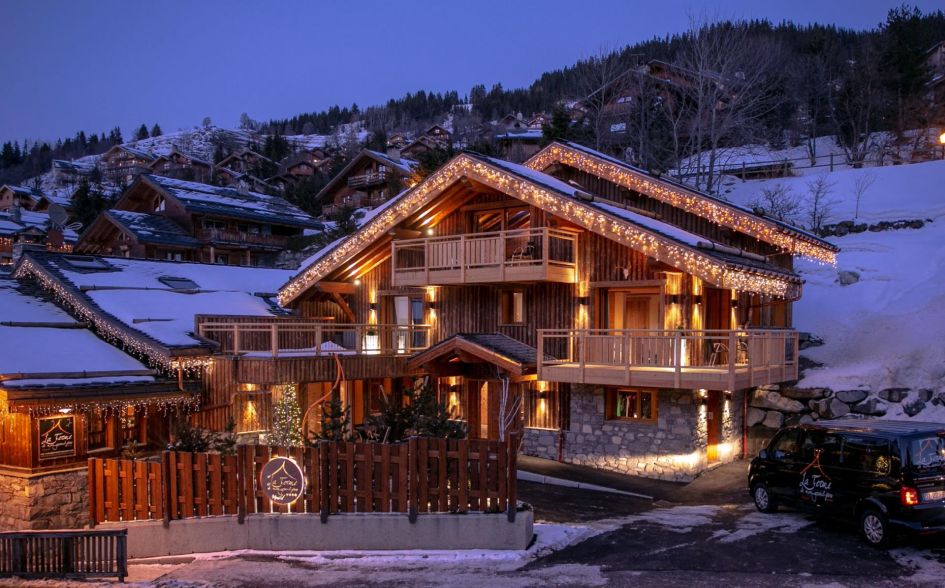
[13,259,211,374]
[280,155,800,302]
[527,145,837,266]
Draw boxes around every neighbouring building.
[0,185,44,212]
[148,149,213,183]
[317,149,418,217]
[191,140,837,483]
[0,272,186,529]
[98,145,157,185]
[216,149,274,177]
[51,159,94,188]
[74,175,321,266]
[0,208,76,265]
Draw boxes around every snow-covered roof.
[363,149,419,175]
[495,129,543,141]
[140,175,320,229]
[19,252,295,352]
[1,184,44,197]
[105,210,200,247]
[0,277,154,384]
[0,209,79,242]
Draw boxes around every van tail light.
[901,486,920,507]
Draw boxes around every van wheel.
[860,509,891,548]
[752,483,778,513]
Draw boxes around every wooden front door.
[706,390,722,462]
[466,380,499,440]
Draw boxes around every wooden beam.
[330,292,356,322]
[314,281,356,295]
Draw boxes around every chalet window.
[159,276,199,290]
[164,251,183,262]
[499,290,525,325]
[233,391,272,434]
[214,253,229,265]
[120,407,138,446]
[87,409,110,451]
[606,389,658,423]
[203,219,226,230]
[524,383,558,430]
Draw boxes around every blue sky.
[1,0,941,142]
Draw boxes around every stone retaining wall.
[0,469,88,530]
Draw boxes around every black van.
[748,419,945,547]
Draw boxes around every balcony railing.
[197,228,289,248]
[196,319,432,358]
[391,227,578,287]
[537,328,798,391]
[347,171,389,188]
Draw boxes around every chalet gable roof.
[313,149,419,203]
[407,333,542,376]
[101,144,156,162]
[103,210,200,247]
[525,141,838,263]
[279,152,802,305]
[216,149,273,168]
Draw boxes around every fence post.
[319,441,330,523]
[236,445,246,524]
[87,459,97,529]
[507,433,518,523]
[161,451,171,528]
[116,530,128,583]
[408,437,418,523]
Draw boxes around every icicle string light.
[13,258,211,374]
[19,393,200,418]
[525,143,838,265]
[280,154,801,304]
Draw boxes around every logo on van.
[799,449,833,504]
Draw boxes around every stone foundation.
[0,469,89,530]
[523,386,745,482]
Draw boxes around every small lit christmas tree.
[311,391,351,442]
[269,384,303,447]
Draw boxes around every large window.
[606,389,657,423]
[120,407,139,446]
[524,383,558,430]
[87,409,110,451]
[233,390,272,434]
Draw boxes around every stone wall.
[522,386,745,482]
[0,469,88,530]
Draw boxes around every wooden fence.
[88,436,517,527]
[0,529,127,581]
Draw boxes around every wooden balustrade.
[196,320,432,358]
[88,438,518,526]
[196,228,289,248]
[391,227,578,287]
[347,170,389,188]
[538,328,798,390]
[0,529,127,581]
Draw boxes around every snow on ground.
[726,157,945,396]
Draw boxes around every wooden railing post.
[232,324,240,354]
[408,437,418,523]
[625,330,632,386]
[542,228,550,274]
[270,323,278,358]
[161,451,171,528]
[579,331,586,384]
[459,234,466,282]
[498,232,506,281]
[728,330,737,391]
[673,331,682,389]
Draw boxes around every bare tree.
[827,41,885,167]
[805,175,838,232]
[852,170,876,221]
[674,19,786,193]
[575,47,637,151]
[748,183,800,224]
[495,372,522,443]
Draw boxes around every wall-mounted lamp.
[696,395,708,406]
[668,294,681,305]
[693,295,703,305]
[730,299,739,308]
[368,302,377,312]
[723,390,733,400]
[576,296,590,306]
[428,300,439,311]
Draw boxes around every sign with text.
[260,456,305,506]
[38,415,76,460]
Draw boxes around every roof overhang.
[279,154,802,305]
[525,142,838,264]
[407,335,533,376]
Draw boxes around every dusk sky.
[1,0,941,143]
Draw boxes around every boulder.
[762,411,784,429]
[836,389,869,404]
[852,398,888,416]
[851,223,868,233]
[834,224,849,236]
[747,407,767,427]
[907,219,925,229]
[781,387,828,401]
[811,398,850,420]
[799,414,815,425]
[798,333,824,349]
[932,392,945,407]
[750,389,805,413]
[838,271,860,286]
[919,389,935,402]
[903,398,926,417]
[878,388,910,403]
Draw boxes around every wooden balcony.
[537,329,798,391]
[347,171,389,188]
[391,227,578,287]
[197,228,289,248]
[196,318,432,358]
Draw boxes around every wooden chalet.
[148,150,213,183]
[215,149,273,176]
[51,159,93,187]
[214,168,274,193]
[0,185,44,212]
[0,274,186,476]
[0,209,76,265]
[98,145,156,184]
[317,149,418,218]
[74,175,320,266]
[194,142,836,481]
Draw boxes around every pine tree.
[312,391,350,442]
[135,124,149,141]
[72,180,107,230]
[150,123,163,138]
[269,384,303,447]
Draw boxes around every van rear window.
[910,436,945,472]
